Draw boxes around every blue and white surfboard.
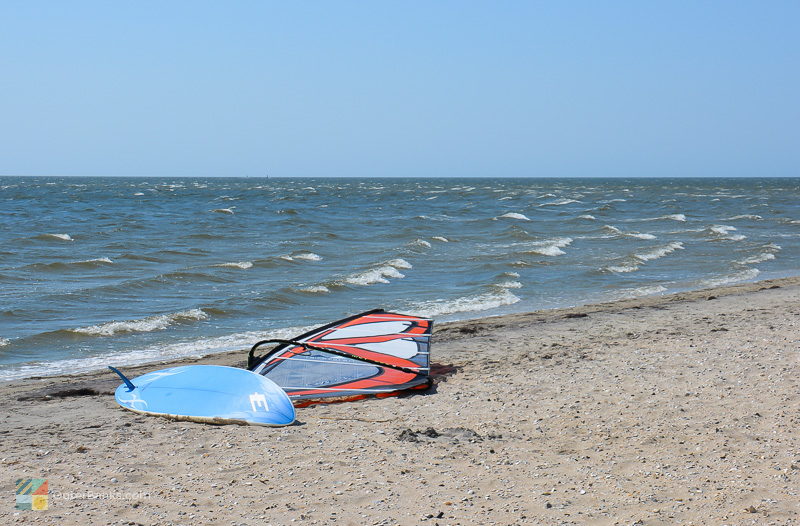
[110,365,295,426]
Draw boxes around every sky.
[0,1,798,178]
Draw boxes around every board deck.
[112,365,295,426]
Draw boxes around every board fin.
[108,366,136,391]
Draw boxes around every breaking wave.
[540,198,580,207]
[701,268,761,288]
[281,252,323,262]
[640,214,687,222]
[410,288,520,318]
[634,242,684,262]
[343,259,412,286]
[605,263,639,273]
[726,214,762,220]
[212,261,253,269]
[522,237,573,257]
[708,224,746,241]
[739,253,775,264]
[603,225,656,240]
[69,309,209,337]
[496,212,530,221]
[408,239,432,249]
[297,285,331,294]
[38,233,73,241]
[0,324,315,383]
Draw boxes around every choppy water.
[1,177,798,381]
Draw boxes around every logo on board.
[249,392,269,411]
[16,479,48,510]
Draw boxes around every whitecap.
[431,236,449,243]
[43,233,73,241]
[604,264,640,273]
[709,224,746,241]
[661,214,686,222]
[70,309,208,337]
[634,242,684,262]
[727,214,762,220]
[710,224,737,235]
[603,225,656,240]
[523,237,573,257]
[526,245,565,257]
[496,280,523,289]
[0,338,10,347]
[345,266,405,286]
[496,212,530,221]
[408,239,432,248]
[385,258,412,269]
[211,208,235,215]
[578,214,596,220]
[294,252,323,261]
[213,261,253,269]
[298,285,330,294]
[77,257,114,265]
[540,198,580,207]
[343,259,411,286]
[281,252,323,262]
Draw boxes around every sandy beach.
[2,277,798,525]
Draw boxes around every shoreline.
[2,275,798,524]
[2,275,797,390]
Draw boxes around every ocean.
[1,177,798,382]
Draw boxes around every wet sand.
[2,277,799,525]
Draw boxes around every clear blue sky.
[1,1,797,177]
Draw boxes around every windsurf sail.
[249,309,432,402]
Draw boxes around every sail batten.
[250,310,432,402]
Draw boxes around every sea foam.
[0,324,316,382]
[701,268,760,287]
[411,288,520,318]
